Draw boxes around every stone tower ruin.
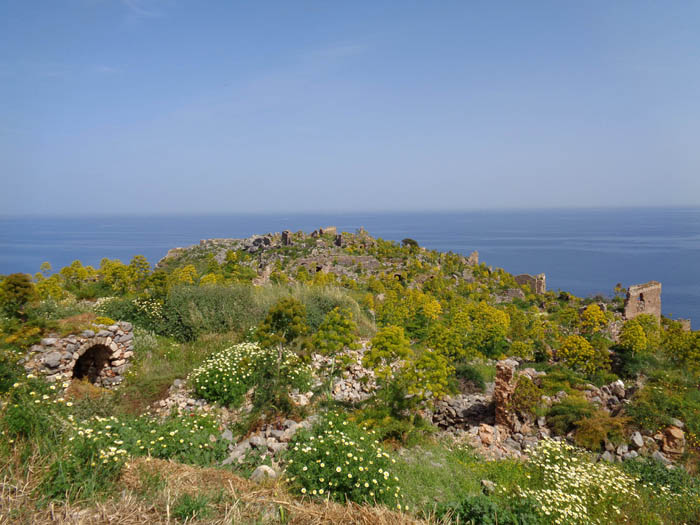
[623,281,662,321]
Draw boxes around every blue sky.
[1,1,699,214]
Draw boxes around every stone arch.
[73,344,111,383]
[24,321,134,388]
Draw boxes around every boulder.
[661,426,685,457]
[250,465,277,483]
[630,431,644,449]
[43,351,62,369]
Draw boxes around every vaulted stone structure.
[23,322,134,387]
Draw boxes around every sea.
[1,208,699,324]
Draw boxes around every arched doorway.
[73,344,111,383]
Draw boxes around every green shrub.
[573,411,629,451]
[440,494,539,525]
[0,273,36,318]
[363,325,412,381]
[284,413,403,508]
[0,351,23,394]
[189,342,312,409]
[546,396,595,435]
[453,362,487,392]
[256,297,308,347]
[160,284,369,342]
[172,493,211,522]
[0,377,68,450]
[310,307,358,356]
[69,412,229,467]
[508,376,542,418]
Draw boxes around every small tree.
[127,255,151,292]
[256,297,309,348]
[0,273,36,318]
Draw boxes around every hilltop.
[1,227,699,524]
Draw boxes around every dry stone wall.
[22,322,134,387]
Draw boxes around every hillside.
[1,227,699,524]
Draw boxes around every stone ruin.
[623,281,661,321]
[515,273,546,294]
[22,322,134,387]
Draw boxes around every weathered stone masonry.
[624,281,661,321]
[23,322,134,387]
[514,273,546,294]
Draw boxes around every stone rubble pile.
[310,347,378,403]
[433,359,687,464]
[153,379,214,416]
[221,417,317,469]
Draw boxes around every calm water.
[1,208,699,323]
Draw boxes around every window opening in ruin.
[73,344,111,383]
[639,293,644,302]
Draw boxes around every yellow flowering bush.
[284,413,404,508]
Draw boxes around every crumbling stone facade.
[23,322,134,387]
[624,281,661,321]
[515,273,546,294]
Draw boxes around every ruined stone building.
[623,281,662,321]
[514,273,546,294]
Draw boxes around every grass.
[0,455,427,524]
[114,330,238,415]
[391,437,528,518]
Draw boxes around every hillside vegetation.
[1,228,699,524]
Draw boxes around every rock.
[249,435,267,449]
[250,465,277,483]
[81,330,95,338]
[43,351,62,368]
[268,442,287,454]
[642,436,658,454]
[623,451,639,461]
[662,426,685,457]
[630,431,644,449]
[478,424,496,447]
[669,418,684,429]
[600,451,615,462]
[616,444,629,456]
[41,338,58,346]
[221,429,233,442]
[269,429,285,440]
[652,450,672,466]
[481,479,496,494]
[610,380,626,399]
